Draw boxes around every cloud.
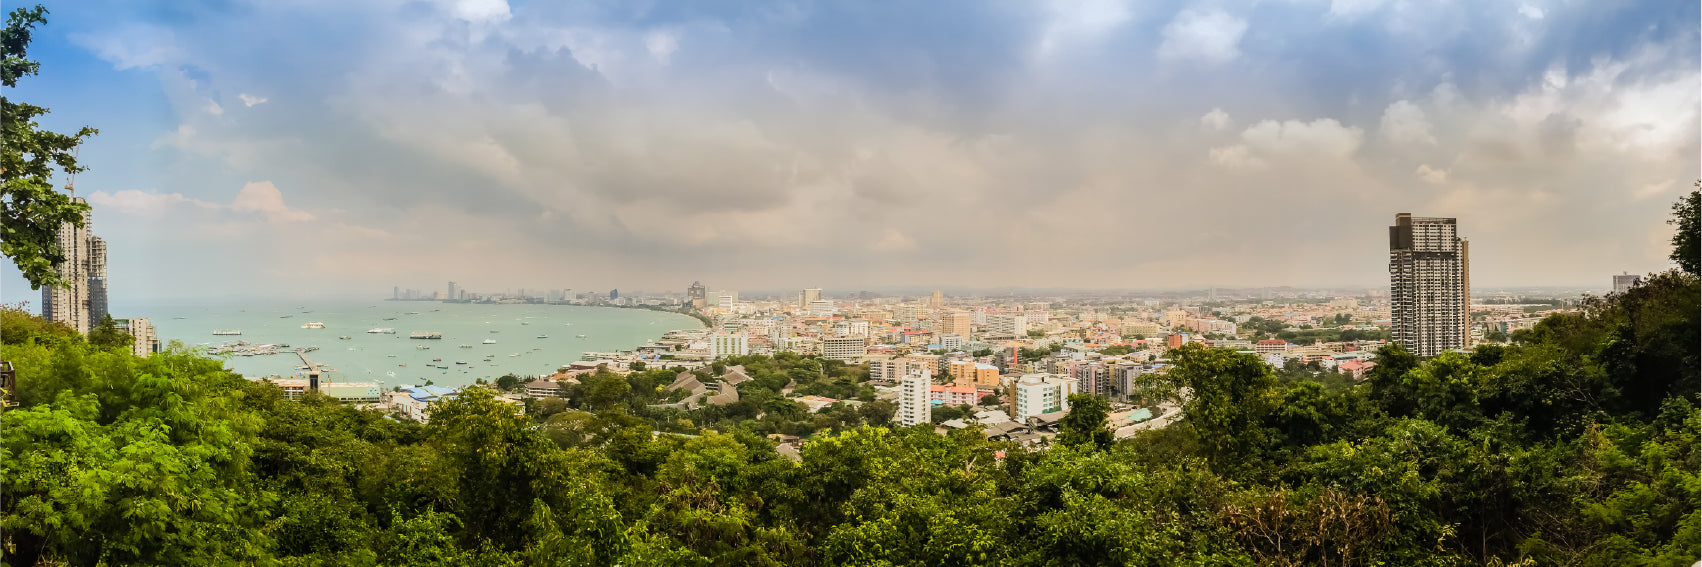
[86,190,219,215]
[238,93,269,107]
[1240,118,1363,158]
[1380,100,1434,145]
[204,99,224,116]
[1200,108,1231,131]
[1158,9,1247,66]
[1414,164,1448,184]
[872,228,917,252]
[1328,0,1384,19]
[231,181,315,223]
[644,30,680,64]
[1208,145,1264,168]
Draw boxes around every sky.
[2,0,1697,304]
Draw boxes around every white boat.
[368,328,396,334]
[301,322,325,329]
[482,339,496,344]
[576,334,587,338]
[213,330,242,336]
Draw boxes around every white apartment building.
[710,332,748,359]
[846,319,870,336]
[986,313,1028,337]
[939,334,964,350]
[821,336,867,361]
[116,317,162,358]
[1011,374,1076,421]
[896,369,932,427]
[783,336,818,354]
[717,291,737,311]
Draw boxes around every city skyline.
[1,1,1697,303]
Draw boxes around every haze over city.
[0,0,1695,303]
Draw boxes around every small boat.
[455,361,468,365]
[432,358,441,362]
[576,334,587,338]
[416,345,430,350]
[339,336,352,340]
[399,363,407,367]
[301,322,325,329]
[279,315,293,318]
[383,317,396,321]
[536,334,548,339]
[459,344,473,348]
[483,339,496,344]
[368,328,395,334]
[213,330,242,336]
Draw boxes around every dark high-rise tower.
[1388,213,1469,357]
[42,197,108,334]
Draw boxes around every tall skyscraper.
[929,290,944,309]
[42,198,108,335]
[1388,213,1470,357]
[447,281,457,301]
[1612,272,1641,294]
[687,281,708,309]
[800,288,821,309]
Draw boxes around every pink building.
[930,384,979,406]
[1339,359,1376,381]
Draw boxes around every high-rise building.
[710,332,748,359]
[609,289,619,300]
[116,317,162,358]
[1612,272,1641,294]
[687,281,707,309]
[1010,374,1075,421]
[42,198,108,335]
[940,310,972,339]
[986,313,1028,337]
[1389,213,1470,357]
[447,282,457,301]
[821,336,867,361]
[929,290,944,309]
[896,369,932,427]
[800,288,821,309]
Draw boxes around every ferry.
[213,330,242,336]
[301,322,325,329]
[483,339,497,344]
[368,328,396,334]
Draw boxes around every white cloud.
[645,30,680,65]
[1200,108,1231,131]
[1208,144,1265,168]
[85,190,219,215]
[1157,9,1247,66]
[1518,3,1545,19]
[1240,118,1363,157]
[1414,164,1448,184]
[450,0,511,25]
[1035,0,1135,57]
[872,228,917,251]
[68,25,185,70]
[1633,179,1674,201]
[238,93,269,107]
[1380,100,1435,145]
[1328,0,1384,19]
[204,99,224,116]
[232,181,315,223]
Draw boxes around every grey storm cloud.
[3,0,1696,302]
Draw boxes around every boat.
[399,363,407,367]
[338,336,352,340]
[213,330,242,336]
[455,361,468,365]
[279,315,293,318]
[459,344,473,348]
[537,334,548,339]
[383,317,396,321]
[301,322,325,329]
[409,331,442,339]
[576,334,587,339]
[407,311,421,315]
[368,328,395,334]
[416,345,430,350]
[432,358,442,362]
[483,339,496,344]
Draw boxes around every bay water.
[136,299,703,389]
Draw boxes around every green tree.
[1670,185,1698,276]
[86,314,134,349]
[2,6,98,289]
[1056,393,1113,451]
[494,373,520,392]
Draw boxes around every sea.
[136,299,704,389]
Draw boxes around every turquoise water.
[137,300,702,388]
